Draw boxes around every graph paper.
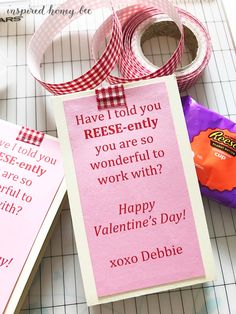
[0,0,236,313]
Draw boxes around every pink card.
[0,120,65,313]
[53,76,215,305]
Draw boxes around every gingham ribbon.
[96,84,127,110]
[27,0,211,94]
[16,126,45,146]
[28,1,123,95]
[27,0,185,95]
[117,7,211,91]
[93,7,211,91]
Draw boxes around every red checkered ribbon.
[96,84,127,110]
[27,0,184,95]
[114,7,211,91]
[27,0,211,94]
[16,126,45,146]
[94,6,211,92]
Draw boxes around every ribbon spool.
[27,0,211,95]
[93,6,211,91]
[127,8,212,91]
[92,5,184,85]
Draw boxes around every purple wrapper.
[182,96,236,208]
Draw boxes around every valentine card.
[0,119,65,314]
[53,76,215,305]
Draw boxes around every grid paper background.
[0,0,236,313]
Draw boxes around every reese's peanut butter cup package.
[182,96,236,208]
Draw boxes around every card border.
[53,75,215,306]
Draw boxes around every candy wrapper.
[182,96,236,208]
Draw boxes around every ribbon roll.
[92,5,184,85]
[27,0,210,95]
[93,6,211,91]
[27,0,184,95]
[127,8,212,91]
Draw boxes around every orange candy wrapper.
[182,96,236,208]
